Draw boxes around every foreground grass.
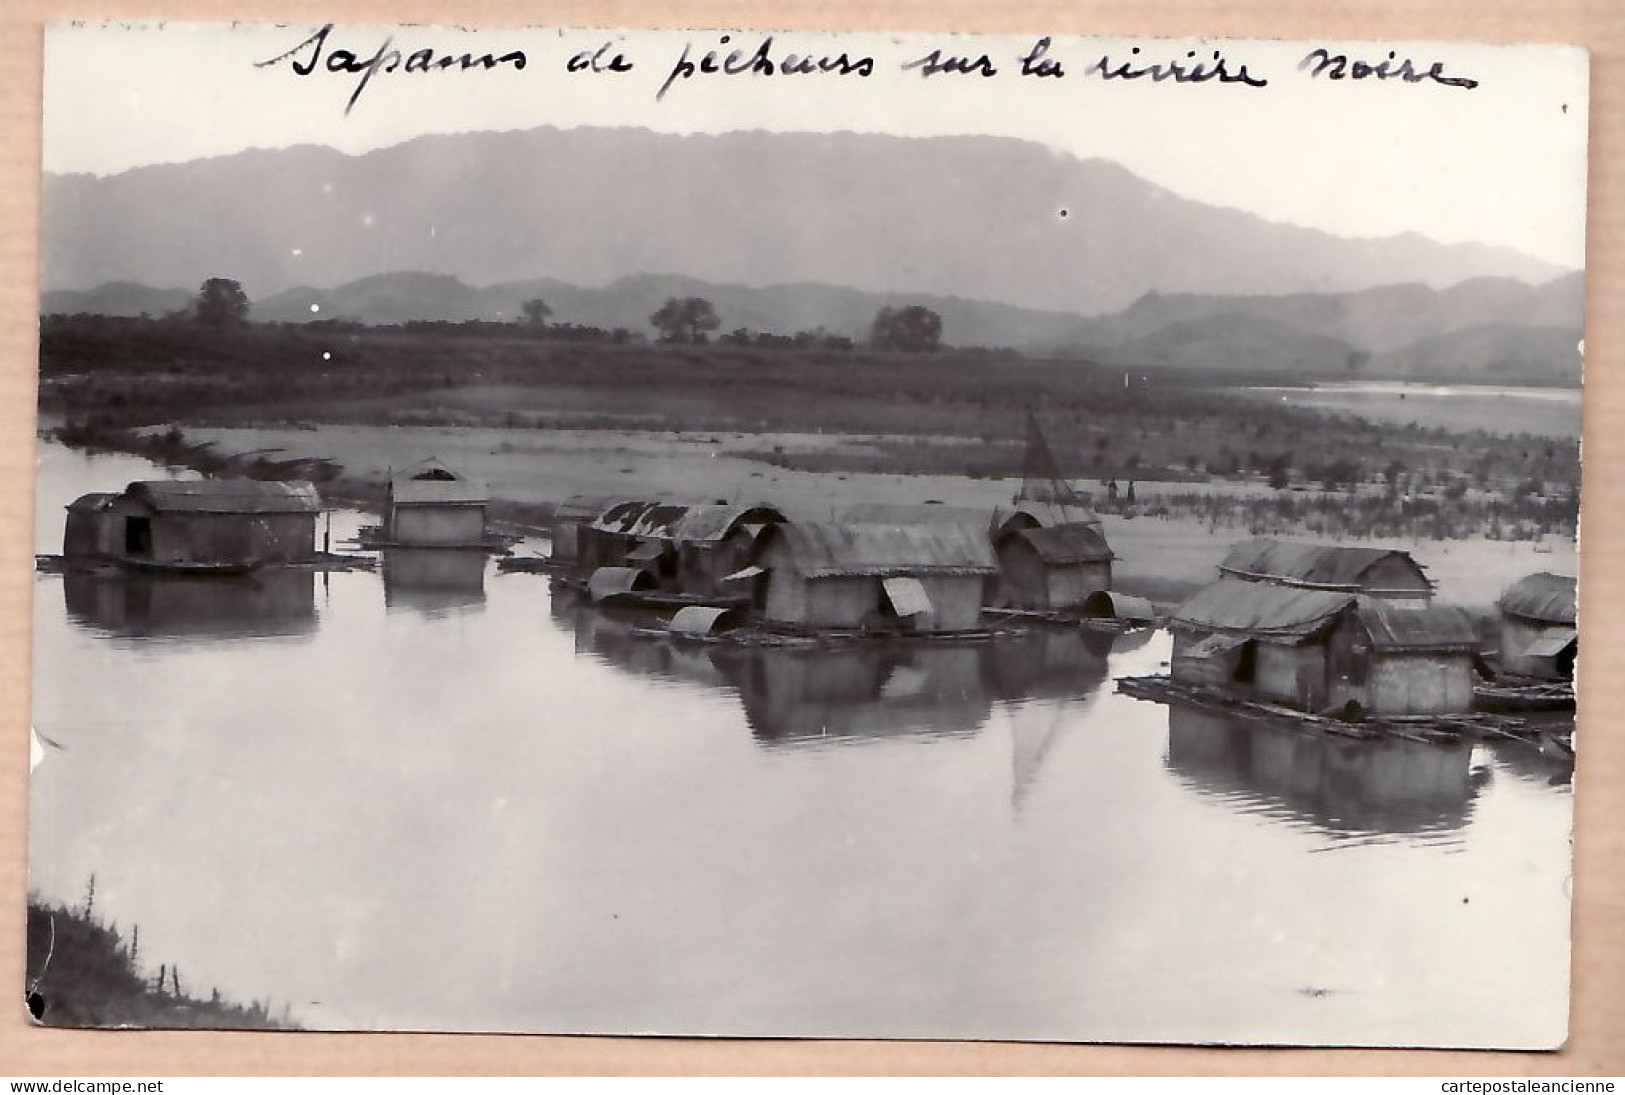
[26,899,298,1030]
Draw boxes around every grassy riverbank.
[26,898,299,1030]
[39,316,1579,608]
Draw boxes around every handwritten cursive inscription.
[256,25,528,113]
[1090,47,1268,87]
[1299,48,1479,88]
[658,34,875,101]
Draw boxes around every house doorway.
[124,515,152,556]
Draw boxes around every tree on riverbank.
[651,296,720,344]
[521,298,553,329]
[194,277,250,326]
[870,305,943,353]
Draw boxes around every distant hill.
[249,270,1096,349]
[1373,324,1583,384]
[42,126,1566,316]
[45,268,1583,385]
[41,281,194,319]
[1086,314,1363,374]
[1068,273,1584,353]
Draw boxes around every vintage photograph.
[27,23,1584,1046]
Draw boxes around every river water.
[1241,382,1581,440]
[28,444,1574,1046]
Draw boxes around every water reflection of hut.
[752,522,996,632]
[581,500,785,595]
[387,459,487,546]
[983,627,1111,701]
[381,548,486,614]
[1496,573,1577,680]
[727,645,993,745]
[1217,539,1434,603]
[570,606,734,688]
[992,523,1114,610]
[65,480,320,568]
[63,568,317,640]
[1171,578,1479,716]
[985,628,1113,810]
[1164,705,1482,834]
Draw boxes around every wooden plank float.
[1115,674,1538,742]
[1472,678,1575,712]
[630,620,1033,648]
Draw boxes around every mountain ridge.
[41,125,1568,315]
[42,267,1583,385]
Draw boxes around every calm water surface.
[29,444,1574,1046]
[1242,382,1581,440]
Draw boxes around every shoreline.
[44,421,1578,610]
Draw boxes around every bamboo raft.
[630,621,1032,649]
[1473,678,1575,712]
[36,552,377,574]
[496,555,567,575]
[354,526,517,553]
[1115,674,1540,742]
[987,607,1156,631]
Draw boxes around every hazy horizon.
[44,24,1589,270]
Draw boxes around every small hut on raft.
[992,522,1115,610]
[386,459,488,547]
[748,521,997,633]
[549,494,632,567]
[64,479,321,568]
[1496,572,1577,680]
[839,501,1117,612]
[1217,539,1434,603]
[1170,577,1480,716]
[580,500,786,596]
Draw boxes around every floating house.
[63,492,121,558]
[64,479,321,568]
[1496,572,1577,680]
[1170,577,1479,716]
[387,459,487,547]
[840,502,1116,613]
[749,521,997,633]
[581,500,785,596]
[992,522,1115,610]
[549,494,630,566]
[1217,538,1433,602]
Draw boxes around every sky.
[43,22,1591,269]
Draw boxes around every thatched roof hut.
[387,458,487,547]
[753,521,996,632]
[581,500,786,594]
[1171,577,1479,716]
[550,494,634,564]
[993,523,1115,610]
[1217,538,1433,600]
[66,479,320,567]
[1496,572,1578,679]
